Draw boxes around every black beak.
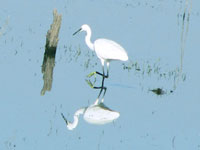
[61,113,69,125]
[73,28,82,36]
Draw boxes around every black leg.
[97,86,104,98]
[96,71,108,78]
[86,65,109,89]
[95,84,107,99]
[102,86,107,99]
[92,76,105,90]
[96,65,109,78]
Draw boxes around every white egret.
[61,97,120,130]
[73,24,128,79]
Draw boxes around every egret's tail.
[121,53,128,61]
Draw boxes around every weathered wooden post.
[41,9,62,95]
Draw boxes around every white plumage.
[61,98,120,130]
[73,24,128,78]
[94,38,128,62]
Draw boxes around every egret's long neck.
[67,108,85,130]
[85,28,94,51]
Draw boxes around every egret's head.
[61,113,77,130]
[73,24,91,36]
[81,24,90,31]
[66,122,76,130]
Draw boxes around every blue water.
[0,0,199,149]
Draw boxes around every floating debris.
[150,88,166,95]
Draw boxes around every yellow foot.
[85,79,94,88]
[87,71,96,78]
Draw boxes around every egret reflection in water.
[61,87,120,130]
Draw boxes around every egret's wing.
[94,39,128,61]
[84,105,120,125]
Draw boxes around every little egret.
[73,24,128,80]
[61,97,120,130]
[61,86,119,130]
